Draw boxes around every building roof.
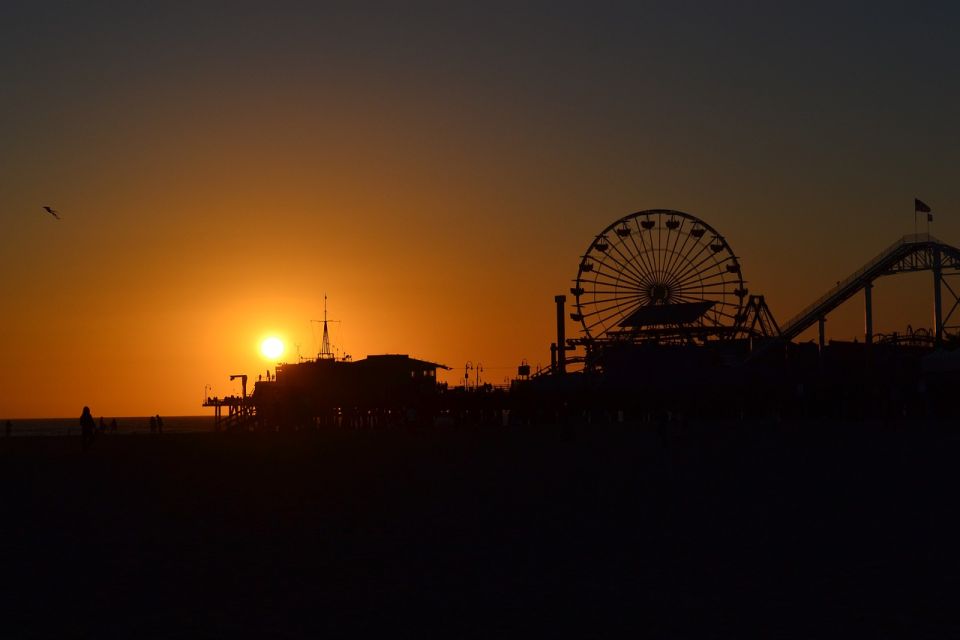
[618,301,715,327]
[357,354,452,370]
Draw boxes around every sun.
[260,336,285,360]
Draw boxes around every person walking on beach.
[80,406,96,451]
[155,414,163,434]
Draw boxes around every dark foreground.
[2,421,958,638]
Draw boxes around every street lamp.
[465,361,473,389]
[476,362,483,388]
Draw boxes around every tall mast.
[319,294,334,360]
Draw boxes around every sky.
[1,1,959,417]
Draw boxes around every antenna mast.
[311,294,341,361]
[318,294,334,360]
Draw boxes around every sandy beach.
[1,421,957,637]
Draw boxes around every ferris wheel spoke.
[581,290,645,316]
[594,246,650,285]
[674,276,734,290]
[673,268,733,290]
[661,225,682,283]
[628,229,660,284]
[581,292,645,318]
[660,247,707,289]
[664,241,716,289]
[678,271,737,289]
[667,222,690,273]
[644,228,669,284]
[670,235,721,277]
[663,226,697,285]
[602,242,652,285]
[657,229,673,280]
[655,221,670,282]
[641,221,658,280]
[643,217,660,274]
[671,250,732,290]
[588,263,646,290]
[584,298,648,317]
[587,288,652,298]
[588,257,645,285]
[619,222,659,283]
[659,225,680,284]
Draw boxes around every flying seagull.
[42,206,61,220]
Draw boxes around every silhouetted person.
[110,418,117,434]
[80,406,96,451]
[149,416,157,433]
[156,414,163,434]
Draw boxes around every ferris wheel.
[570,209,747,342]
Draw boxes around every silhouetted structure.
[205,209,960,428]
[529,211,960,423]
[254,354,450,430]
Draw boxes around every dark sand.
[2,422,958,638]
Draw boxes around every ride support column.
[555,295,567,375]
[933,247,943,347]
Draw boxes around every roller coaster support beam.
[934,247,943,347]
[864,282,873,345]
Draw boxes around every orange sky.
[1,4,958,417]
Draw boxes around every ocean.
[0,415,216,437]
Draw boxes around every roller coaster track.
[778,234,960,343]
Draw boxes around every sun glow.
[260,336,285,360]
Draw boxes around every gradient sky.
[2,1,959,417]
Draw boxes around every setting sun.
[260,336,285,360]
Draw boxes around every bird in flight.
[42,206,61,220]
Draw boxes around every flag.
[915,198,931,213]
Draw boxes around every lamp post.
[476,362,483,388]
[465,361,473,389]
